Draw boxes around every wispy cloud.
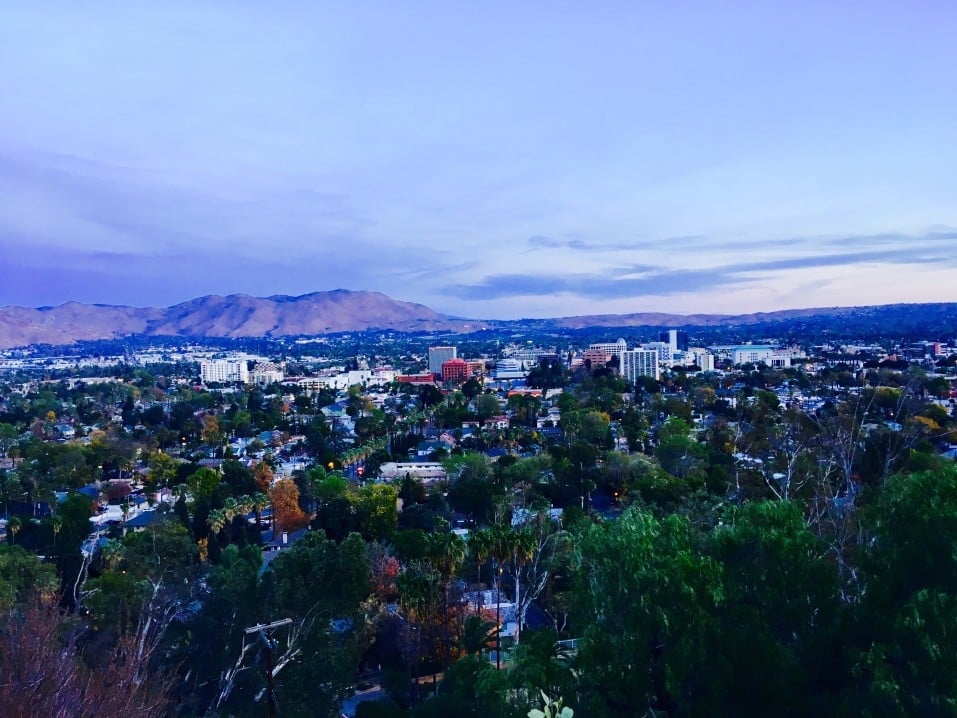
[524,234,654,252]
[523,229,957,256]
[443,245,955,301]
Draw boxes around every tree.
[0,545,58,610]
[355,484,398,541]
[458,614,497,657]
[461,378,483,401]
[270,479,310,533]
[475,393,502,423]
[0,601,175,718]
[707,501,843,716]
[256,531,374,717]
[508,628,577,716]
[6,516,21,545]
[573,507,722,716]
[50,514,63,551]
[201,414,225,446]
[186,467,221,501]
[843,465,957,714]
[146,450,179,490]
[654,417,707,480]
[254,460,275,493]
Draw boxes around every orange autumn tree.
[253,461,274,493]
[269,479,309,533]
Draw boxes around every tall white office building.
[620,349,660,383]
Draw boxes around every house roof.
[123,509,161,528]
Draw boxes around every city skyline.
[2,2,956,319]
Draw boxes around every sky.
[2,1,956,320]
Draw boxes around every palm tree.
[427,529,467,582]
[470,527,494,586]
[479,524,516,669]
[252,492,269,530]
[458,614,497,658]
[236,495,254,520]
[509,526,537,643]
[426,528,468,671]
[397,563,442,705]
[7,516,21,545]
[101,538,124,570]
[222,497,239,522]
[222,497,240,543]
[207,508,227,536]
[51,515,63,551]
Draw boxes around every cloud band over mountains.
[444,242,956,301]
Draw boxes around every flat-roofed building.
[442,358,470,383]
[250,362,285,385]
[200,359,248,384]
[429,346,457,375]
[589,338,629,357]
[620,349,660,383]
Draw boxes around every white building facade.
[200,359,249,384]
[620,349,660,383]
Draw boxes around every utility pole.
[245,618,293,717]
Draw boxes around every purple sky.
[2,1,956,319]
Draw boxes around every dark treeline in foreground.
[1,463,955,717]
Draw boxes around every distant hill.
[0,290,461,349]
[546,305,865,329]
[0,292,954,349]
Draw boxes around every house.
[260,527,310,569]
[415,437,454,457]
[122,508,162,535]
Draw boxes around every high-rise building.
[659,329,689,353]
[620,349,660,383]
[428,346,457,375]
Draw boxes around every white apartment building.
[620,349,660,382]
[200,359,249,384]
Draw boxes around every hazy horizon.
[3,2,956,320]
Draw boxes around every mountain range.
[0,290,953,349]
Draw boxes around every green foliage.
[271,530,371,618]
[843,465,957,715]
[528,691,574,718]
[0,545,58,609]
[573,507,723,716]
[355,484,399,541]
[186,467,221,501]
